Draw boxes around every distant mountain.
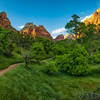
[0,12,16,31]
[54,34,64,42]
[20,23,52,39]
[84,8,100,25]
[64,33,74,39]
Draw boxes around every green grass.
[0,60,100,100]
[0,53,24,69]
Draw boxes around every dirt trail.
[0,63,20,76]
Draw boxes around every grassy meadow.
[0,59,100,100]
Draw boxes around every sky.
[0,0,100,38]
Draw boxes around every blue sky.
[0,0,100,38]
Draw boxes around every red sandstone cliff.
[0,12,16,31]
[21,23,52,39]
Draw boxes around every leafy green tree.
[0,29,16,56]
[29,42,46,60]
[86,24,96,40]
[21,34,34,50]
[65,14,80,39]
[81,24,97,55]
[56,45,89,76]
[77,23,87,39]
[89,50,100,64]
[35,37,53,55]
[52,44,66,55]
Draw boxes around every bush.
[29,42,46,60]
[56,45,90,76]
[89,51,100,64]
[81,87,100,100]
[45,62,58,75]
[52,44,66,55]
[56,54,72,72]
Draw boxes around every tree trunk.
[24,55,28,68]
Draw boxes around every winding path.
[0,57,54,76]
[0,63,20,76]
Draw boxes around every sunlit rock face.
[84,8,100,25]
[21,23,52,39]
[0,12,16,31]
[64,33,74,39]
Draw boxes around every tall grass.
[0,61,100,100]
[0,53,24,69]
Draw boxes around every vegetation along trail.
[0,63,20,76]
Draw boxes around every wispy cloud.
[81,14,92,22]
[52,27,66,34]
[17,25,24,29]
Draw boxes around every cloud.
[52,27,66,34]
[52,36,56,39]
[81,14,92,22]
[17,25,24,29]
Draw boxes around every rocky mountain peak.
[21,23,52,39]
[84,8,100,25]
[96,8,100,13]
[0,11,16,31]
[54,34,64,42]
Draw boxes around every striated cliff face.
[21,23,52,39]
[84,8,100,25]
[0,12,16,31]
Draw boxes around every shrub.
[89,51,100,64]
[56,54,72,72]
[45,62,58,75]
[68,55,89,75]
[56,45,90,76]
[81,87,100,100]
[29,42,46,60]
[52,44,66,55]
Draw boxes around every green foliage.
[35,37,53,55]
[44,62,58,75]
[0,53,23,69]
[0,30,15,56]
[29,42,46,60]
[51,39,74,56]
[86,24,96,39]
[56,54,72,72]
[56,45,90,76]
[89,51,100,64]
[21,34,34,50]
[81,87,100,100]
[52,44,66,55]
[21,36,54,60]
[83,36,100,55]
[0,61,100,100]
[0,27,24,57]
